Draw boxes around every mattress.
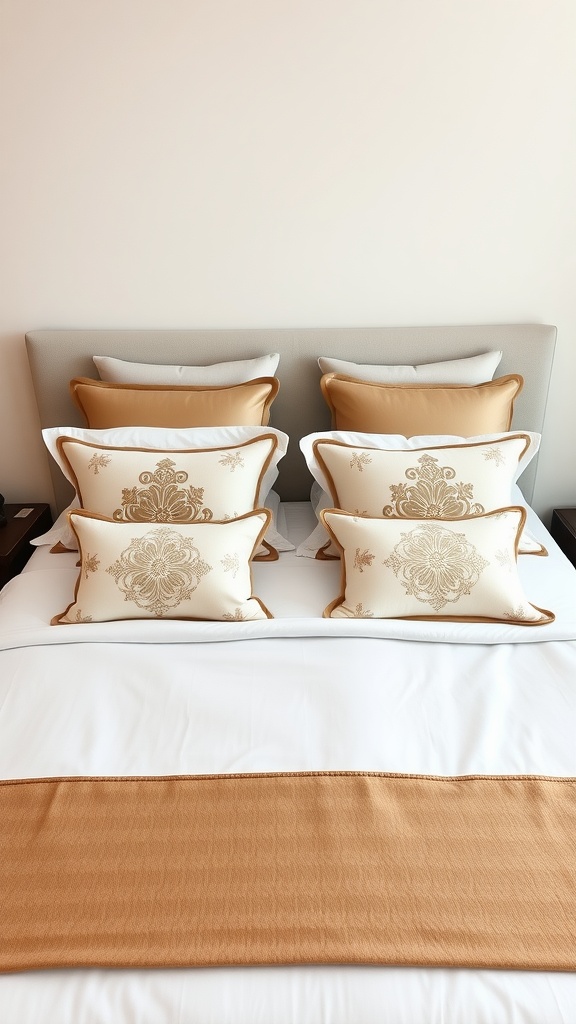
[2,501,576,1022]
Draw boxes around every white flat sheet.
[2,503,576,1024]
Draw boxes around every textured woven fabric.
[2,771,576,973]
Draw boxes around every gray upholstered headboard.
[25,325,556,513]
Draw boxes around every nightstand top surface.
[553,507,576,530]
[0,503,51,564]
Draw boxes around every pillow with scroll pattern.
[320,508,554,625]
[55,433,282,560]
[52,510,272,624]
[298,432,544,558]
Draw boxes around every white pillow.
[52,510,272,624]
[321,508,553,625]
[298,431,542,558]
[94,353,280,385]
[37,425,293,556]
[317,351,502,384]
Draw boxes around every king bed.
[2,324,576,1023]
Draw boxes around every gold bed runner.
[2,771,576,973]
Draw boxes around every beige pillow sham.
[311,434,540,558]
[56,433,281,560]
[320,374,523,435]
[70,377,279,429]
[52,509,272,624]
[321,508,554,625]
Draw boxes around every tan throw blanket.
[2,771,576,973]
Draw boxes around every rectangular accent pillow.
[94,353,280,385]
[320,374,523,435]
[321,508,553,625]
[70,377,279,429]
[299,432,542,558]
[39,426,291,559]
[318,351,502,384]
[52,510,272,624]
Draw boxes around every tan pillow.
[320,508,553,625]
[320,374,523,435]
[70,377,279,429]
[52,510,272,624]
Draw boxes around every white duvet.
[1,502,576,1024]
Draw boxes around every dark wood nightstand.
[0,503,53,588]
[550,508,576,569]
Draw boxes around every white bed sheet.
[2,502,576,1024]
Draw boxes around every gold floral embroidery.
[483,446,505,466]
[383,454,484,518]
[353,548,375,572]
[223,608,246,621]
[221,553,240,578]
[83,553,100,579]
[383,522,489,611]
[352,602,373,617]
[219,451,245,471]
[504,605,529,620]
[88,453,111,475]
[106,527,212,616]
[350,451,372,472]
[495,549,513,570]
[73,610,93,623]
[113,458,214,524]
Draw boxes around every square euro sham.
[320,374,523,435]
[298,431,544,558]
[70,376,279,429]
[52,510,272,624]
[321,508,553,625]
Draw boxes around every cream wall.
[1,0,575,521]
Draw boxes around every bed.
[2,323,576,1023]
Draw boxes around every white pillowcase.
[52,510,272,624]
[317,351,502,384]
[36,425,293,555]
[298,431,542,558]
[94,353,280,385]
[321,508,553,625]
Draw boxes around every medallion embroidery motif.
[107,526,212,616]
[384,522,489,611]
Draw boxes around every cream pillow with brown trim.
[302,433,543,558]
[70,377,279,429]
[38,425,292,558]
[52,510,272,624]
[320,374,523,435]
[56,434,281,559]
[320,508,554,625]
